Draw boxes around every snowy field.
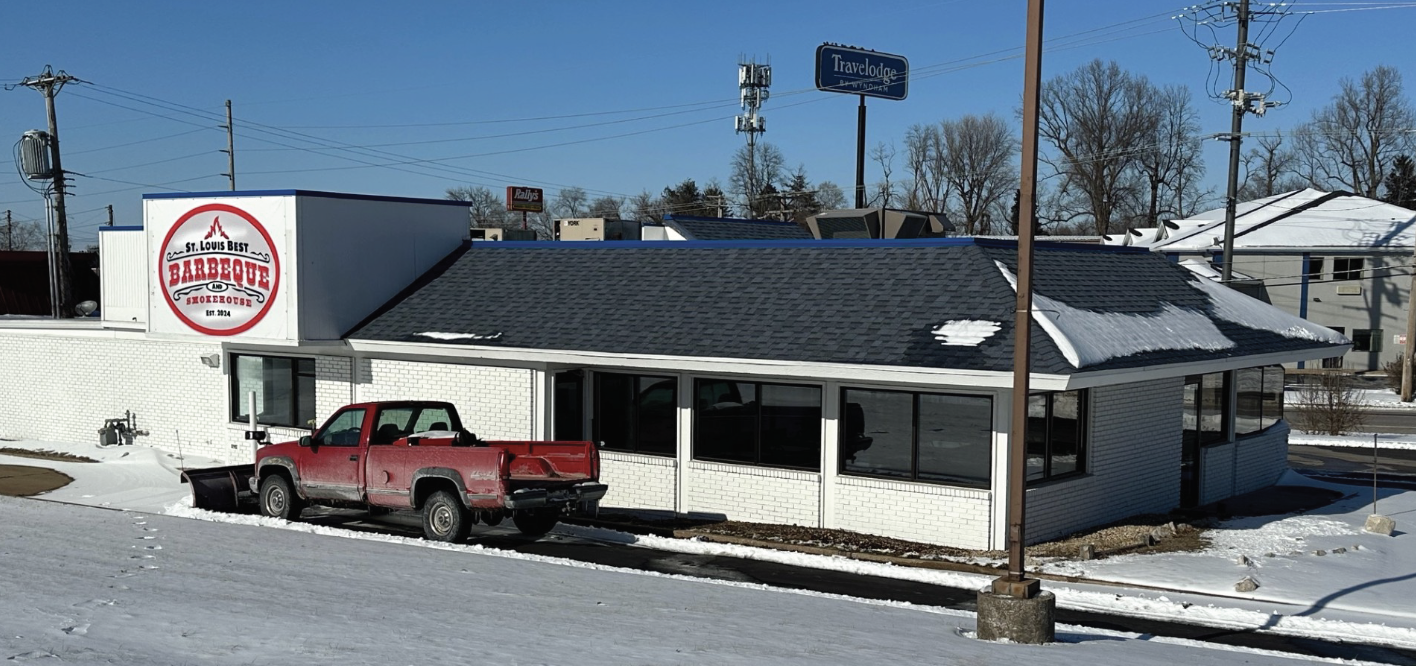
[2,436,1415,662]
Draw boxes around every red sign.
[506,186,544,212]
[159,203,280,336]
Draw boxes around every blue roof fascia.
[474,237,1152,252]
[142,189,473,208]
[98,225,143,232]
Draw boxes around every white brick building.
[0,190,1350,549]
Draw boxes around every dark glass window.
[694,379,821,470]
[841,388,992,488]
[594,372,676,456]
[1353,329,1382,353]
[554,370,584,441]
[1235,368,1263,436]
[1260,366,1285,430]
[1200,372,1228,444]
[230,354,315,428]
[1306,257,1324,279]
[1025,390,1087,483]
[1333,258,1363,281]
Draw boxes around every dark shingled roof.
[347,239,1346,375]
[661,215,813,241]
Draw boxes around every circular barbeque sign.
[159,203,280,336]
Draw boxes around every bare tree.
[628,190,666,223]
[1292,65,1415,198]
[940,113,1018,234]
[1037,59,1154,235]
[587,195,625,219]
[445,185,511,229]
[552,186,589,219]
[901,123,950,212]
[869,141,897,208]
[815,181,848,211]
[1,217,46,251]
[730,143,785,217]
[1135,85,1204,226]
[1239,132,1305,200]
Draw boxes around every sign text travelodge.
[815,44,909,101]
[158,203,280,336]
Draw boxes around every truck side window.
[373,407,415,445]
[411,407,454,433]
[316,408,366,447]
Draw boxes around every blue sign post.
[815,44,910,208]
[815,45,909,101]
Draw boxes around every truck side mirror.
[299,435,312,448]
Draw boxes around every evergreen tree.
[1384,155,1416,209]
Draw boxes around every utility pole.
[1403,248,1416,401]
[106,204,113,227]
[220,99,236,191]
[19,66,77,318]
[4,210,11,251]
[976,0,1056,645]
[1218,0,1252,284]
[856,95,867,209]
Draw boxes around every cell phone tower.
[735,59,771,212]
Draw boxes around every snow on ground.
[1285,388,1416,412]
[1290,432,1416,451]
[5,436,1416,658]
[4,497,1352,666]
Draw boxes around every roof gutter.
[345,338,1076,391]
[1063,344,1353,390]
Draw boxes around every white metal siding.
[99,229,147,326]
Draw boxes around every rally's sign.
[506,186,544,213]
[815,44,909,101]
[159,203,280,336]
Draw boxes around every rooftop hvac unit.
[470,228,503,241]
[19,130,52,180]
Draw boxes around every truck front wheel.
[513,508,560,537]
[421,490,470,542]
[259,475,304,521]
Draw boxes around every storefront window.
[841,388,992,488]
[230,354,315,428]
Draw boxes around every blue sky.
[1,0,1412,247]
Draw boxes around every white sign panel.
[146,196,294,341]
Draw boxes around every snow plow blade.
[180,465,256,513]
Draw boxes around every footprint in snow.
[61,623,89,636]
[136,536,156,540]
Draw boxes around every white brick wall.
[684,461,820,525]
[1027,378,1183,543]
[353,358,532,439]
[834,476,992,549]
[315,356,354,423]
[0,330,312,463]
[599,452,677,513]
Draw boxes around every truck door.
[299,407,367,500]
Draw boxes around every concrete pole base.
[976,589,1056,644]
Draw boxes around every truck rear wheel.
[421,490,470,542]
[513,508,560,537]
[259,474,303,521]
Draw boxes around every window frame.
[592,371,678,457]
[1306,257,1325,280]
[693,378,822,471]
[1025,389,1089,484]
[1352,329,1383,353]
[1183,372,1231,447]
[837,386,994,489]
[1333,257,1364,281]
[228,353,316,429]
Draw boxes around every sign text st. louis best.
[815,44,909,101]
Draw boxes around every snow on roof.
[1154,189,1416,251]
[994,259,1348,368]
[1177,258,1255,282]
[931,320,1001,346]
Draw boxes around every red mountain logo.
[203,217,230,241]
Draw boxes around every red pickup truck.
[183,400,607,541]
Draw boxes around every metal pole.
[4,210,10,251]
[1219,0,1251,283]
[1373,433,1379,514]
[106,204,113,227]
[1402,250,1416,400]
[998,0,1045,600]
[223,100,236,191]
[44,194,58,318]
[855,94,867,209]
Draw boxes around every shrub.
[1290,369,1368,435]
[1383,353,1416,392]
